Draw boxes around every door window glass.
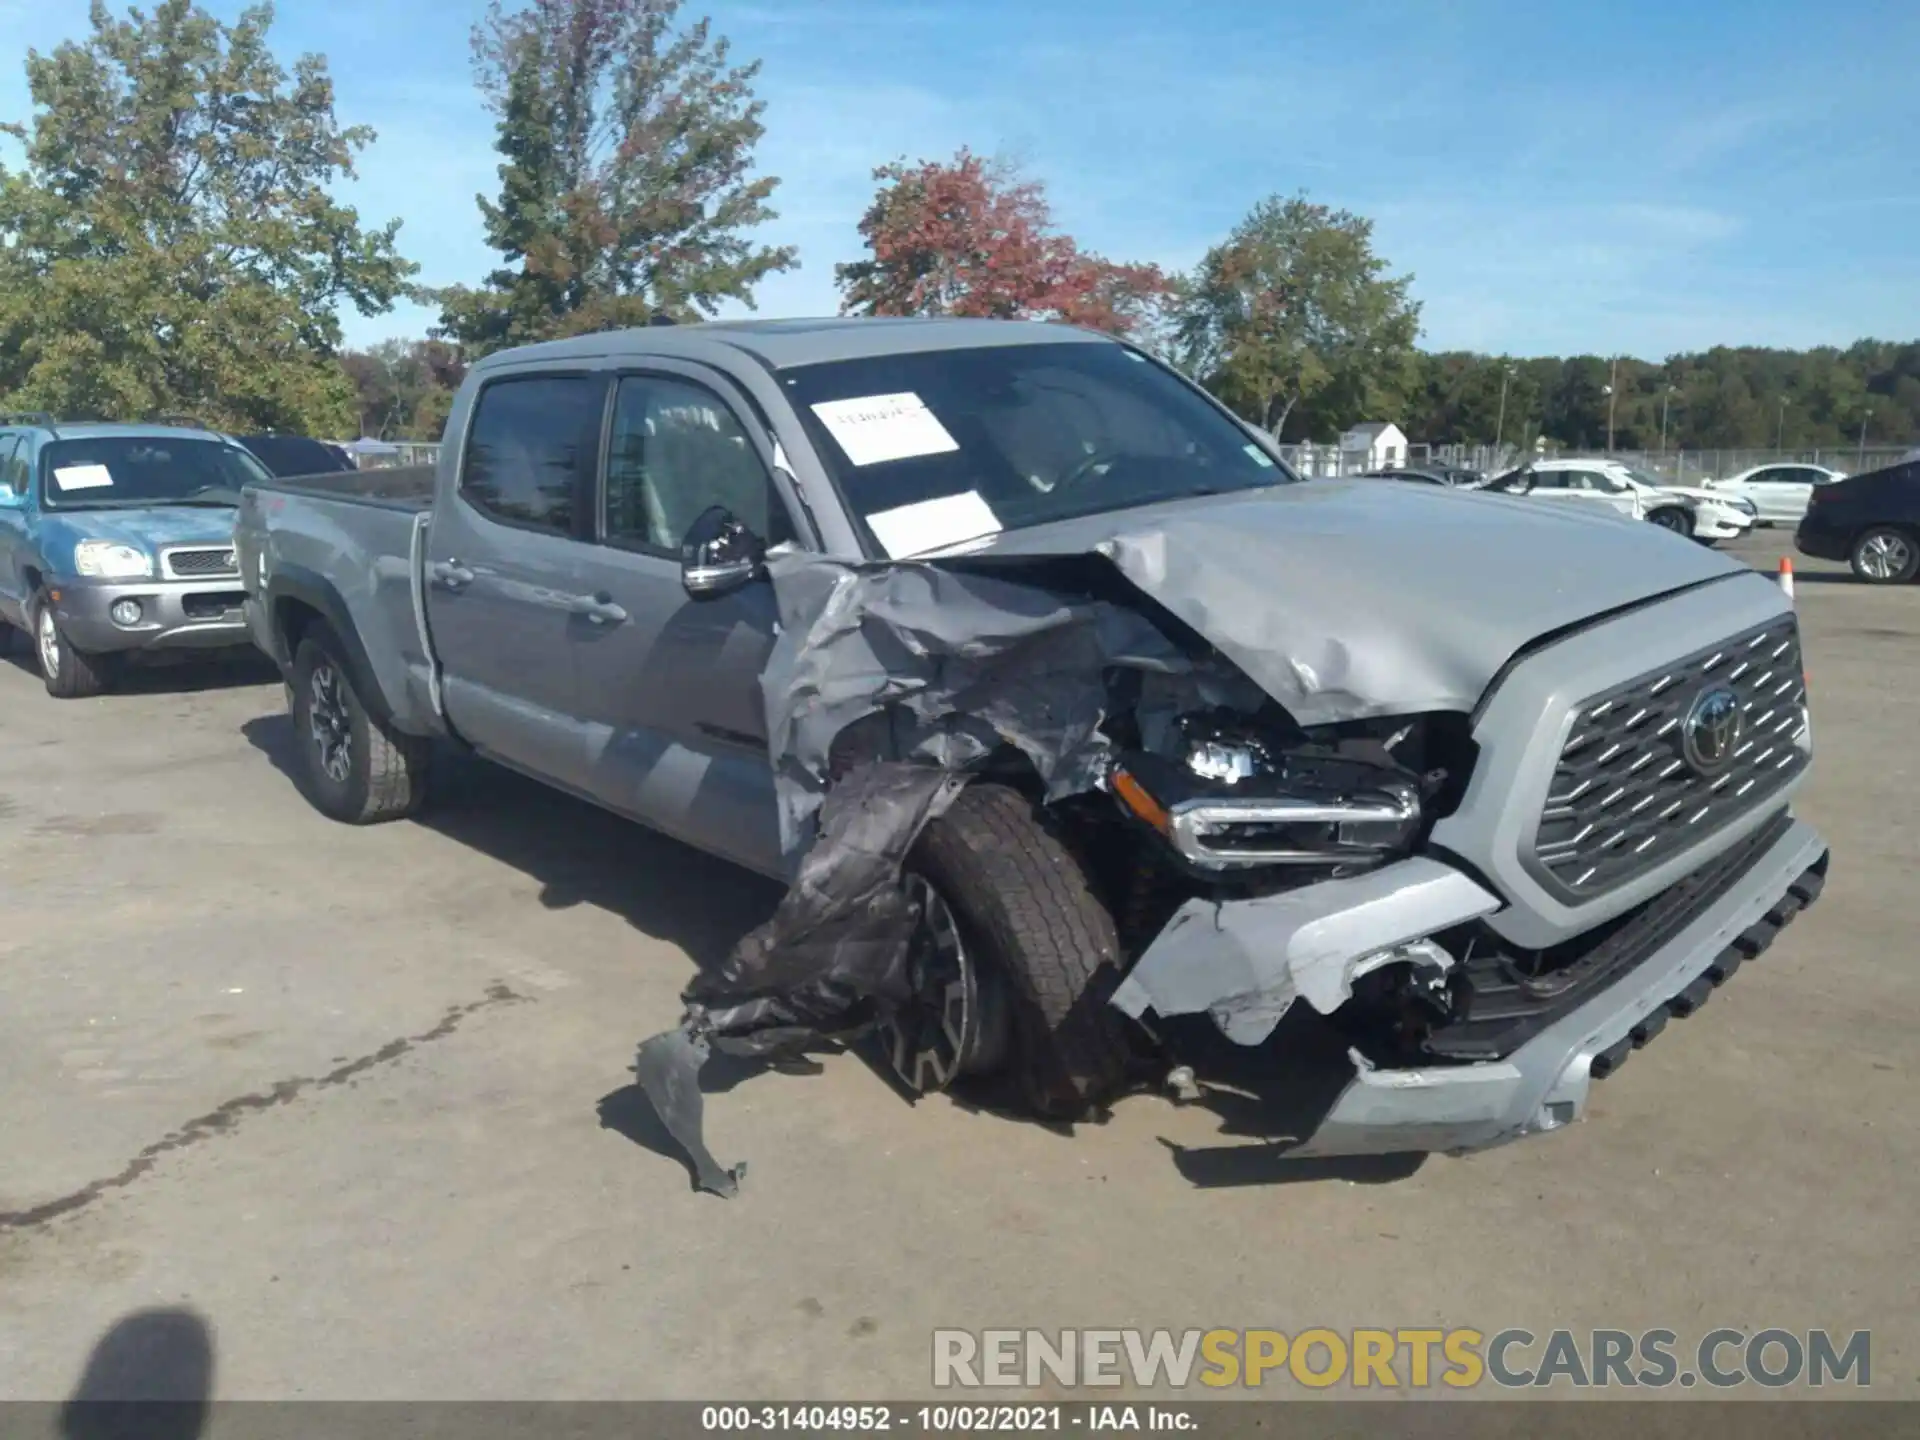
[603,377,793,551]
[460,376,603,534]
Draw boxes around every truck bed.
[253,463,437,510]
[235,470,442,738]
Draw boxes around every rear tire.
[1849,526,1919,584]
[288,625,431,823]
[30,590,112,699]
[909,783,1138,1119]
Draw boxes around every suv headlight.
[73,540,154,579]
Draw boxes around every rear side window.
[0,436,20,495]
[460,376,604,535]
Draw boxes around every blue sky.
[3,0,1917,357]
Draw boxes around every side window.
[0,436,18,494]
[460,376,604,535]
[603,376,794,552]
[1530,470,1567,490]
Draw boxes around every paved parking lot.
[1,530,1915,1400]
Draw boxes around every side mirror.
[681,504,766,599]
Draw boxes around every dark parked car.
[236,434,356,479]
[1794,460,1920,583]
[1361,465,1484,488]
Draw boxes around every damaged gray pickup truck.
[235,317,1828,1190]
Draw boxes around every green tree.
[0,0,414,432]
[340,338,467,439]
[436,0,795,357]
[1173,194,1421,441]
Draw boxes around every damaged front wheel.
[902,783,1139,1118]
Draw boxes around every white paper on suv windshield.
[866,490,1001,558]
[810,392,959,468]
[52,464,114,491]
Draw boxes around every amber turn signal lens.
[1111,768,1170,834]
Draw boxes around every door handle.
[574,592,628,626]
[431,560,475,591]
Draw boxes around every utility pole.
[1606,355,1619,453]
[1495,362,1513,456]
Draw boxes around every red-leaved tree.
[834,150,1172,342]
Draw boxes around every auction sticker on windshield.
[866,490,1001,558]
[810,391,960,468]
[52,464,114,490]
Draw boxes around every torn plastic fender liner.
[1108,858,1501,1043]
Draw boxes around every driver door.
[568,369,799,878]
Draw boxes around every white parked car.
[1487,458,1756,542]
[1704,463,1848,526]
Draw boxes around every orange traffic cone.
[1778,556,1795,600]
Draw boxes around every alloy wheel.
[308,661,354,784]
[879,875,1000,1094]
[1858,531,1914,581]
[36,608,59,680]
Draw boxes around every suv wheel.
[30,590,112,699]
[288,625,431,823]
[903,783,1139,1118]
[1850,526,1919,584]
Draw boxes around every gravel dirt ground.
[0,529,1913,1400]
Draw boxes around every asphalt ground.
[0,527,1913,1400]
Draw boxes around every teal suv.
[0,416,272,696]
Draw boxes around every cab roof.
[473,316,1114,375]
[0,420,231,444]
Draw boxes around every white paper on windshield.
[866,490,1001,558]
[810,391,959,468]
[52,464,114,491]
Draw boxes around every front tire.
[288,625,431,823]
[1850,526,1919,584]
[1647,507,1694,538]
[907,783,1138,1118]
[31,590,112,699]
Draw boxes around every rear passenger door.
[424,370,609,791]
[569,369,798,877]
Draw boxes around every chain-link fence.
[1276,440,1916,483]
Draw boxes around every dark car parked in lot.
[1794,460,1920,583]
[1359,465,1485,488]
[235,434,355,479]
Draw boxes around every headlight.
[1110,746,1422,871]
[73,540,154,579]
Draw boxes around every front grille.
[163,546,238,579]
[1531,614,1807,898]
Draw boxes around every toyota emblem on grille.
[1681,686,1744,774]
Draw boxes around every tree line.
[3,0,1915,453]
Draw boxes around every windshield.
[40,436,271,510]
[781,341,1296,556]
[1622,469,1670,490]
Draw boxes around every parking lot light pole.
[1777,396,1787,449]
[1858,408,1872,469]
[1661,385,1677,453]
[1495,362,1514,454]
[1606,356,1618,452]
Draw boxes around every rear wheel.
[288,625,431,823]
[1850,526,1918,584]
[899,783,1138,1118]
[30,590,113,699]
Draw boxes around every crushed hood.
[956,480,1743,724]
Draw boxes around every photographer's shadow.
[60,1307,213,1440]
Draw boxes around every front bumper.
[50,575,254,654]
[1692,506,1754,540]
[1112,814,1828,1158]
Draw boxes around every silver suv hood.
[964,479,1750,724]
